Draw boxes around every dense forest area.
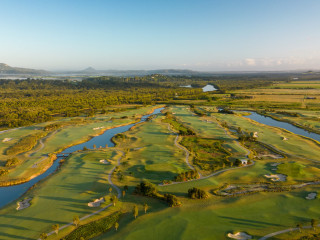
[0,72,312,129]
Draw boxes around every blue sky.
[2,0,320,71]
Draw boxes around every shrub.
[188,187,208,199]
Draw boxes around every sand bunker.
[306,192,317,200]
[253,132,258,138]
[99,159,109,164]
[93,126,104,130]
[227,232,252,240]
[264,174,286,182]
[17,198,32,210]
[2,138,12,142]
[282,136,288,141]
[270,162,281,167]
[88,197,105,207]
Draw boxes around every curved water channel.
[243,111,320,142]
[0,107,164,208]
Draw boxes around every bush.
[188,187,208,199]
[164,194,181,207]
[5,157,19,167]
[134,181,158,197]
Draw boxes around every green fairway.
[0,149,121,240]
[170,106,248,160]
[0,105,158,183]
[96,185,320,240]
[112,114,190,186]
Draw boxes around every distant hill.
[0,63,49,75]
[75,68,201,76]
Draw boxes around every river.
[0,107,164,208]
[243,111,320,142]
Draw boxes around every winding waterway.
[0,107,164,208]
[243,111,320,142]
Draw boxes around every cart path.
[42,149,123,239]
[161,122,254,186]
[259,224,320,240]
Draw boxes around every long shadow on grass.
[219,216,285,227]
[127,165,176,182]
[0,232,33,240]
[3,215,57,224]
[0,224,29,230]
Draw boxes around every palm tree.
[110,195,118,206]
[115,222,119,231]
[52,224,59,235]
[39,233,48,240]
[296,223,302,233]
[311,219,317,230]
[73,216,80,227]
[143,203,149,213]
[133,205,139,219]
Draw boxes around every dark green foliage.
[163,194,181,207]
[180,136,231,172]
[5,157,19,167]
[174,170,199,182]
[188,187,208,199]
[6,132,48,155]
[64,212,121,240]
[0,169,9,176]
[0,77,201,129]
[134,181,158,197]
[234,159,242,166]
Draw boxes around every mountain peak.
[83,67,96,72]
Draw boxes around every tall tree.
[110,195,118,206]
[73,216,80,227]
[143,203,149,213]
[115,222,119,231]
[296,223,302,233]
[52,224,59,235]
[311,219,318,230]
[133,205,139,219]
[39,233,48,240]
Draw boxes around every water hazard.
[0,107,164,208]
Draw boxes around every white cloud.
[245,58,256,66]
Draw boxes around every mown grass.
[0,149,120,240]
[0,105,158,183]
[96,185,320,240]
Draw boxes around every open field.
[0,149,121,240]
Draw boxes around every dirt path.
[42,149,123,238]
[259,224,320,240]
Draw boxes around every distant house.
[240,159,248,165]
